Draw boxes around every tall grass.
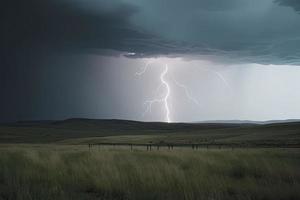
[0,146,299,200]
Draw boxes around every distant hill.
[0,118,300,146]
[197,119,300,124]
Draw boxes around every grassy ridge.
[0,146,299,200]
[0,119,300,145]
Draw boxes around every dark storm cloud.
[0,0,150,53]
[1,0,300,65]
[274,0,300,13]
[125,0,300,65]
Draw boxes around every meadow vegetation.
[0,145,299,200]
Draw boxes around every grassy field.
[0,119,299,199]
[0,119,300,147]
[0,145,299,200]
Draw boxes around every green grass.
[0,145,299,200]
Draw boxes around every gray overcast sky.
[1,0,300,122]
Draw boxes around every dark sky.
[1,0,300,122]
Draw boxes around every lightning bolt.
[172,78,200,107]
[207,70,232,93]
[192,66,232,93]
[161,64,171,123]
[142,64,171,123]
[135,61,152,76]
[135,60,234,122]
[136,60,202,123]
